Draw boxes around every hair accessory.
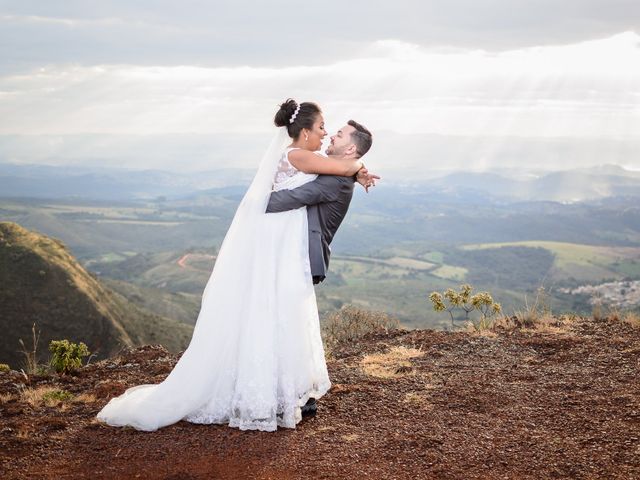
[289,104,300,124]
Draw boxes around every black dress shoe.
[301,397,317,417]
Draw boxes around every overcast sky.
[1,1,639,173]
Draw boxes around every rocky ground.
[1,315,639,479]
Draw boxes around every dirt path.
[1,316,638,479]
[176,253,215,271]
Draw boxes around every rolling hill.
[0,222,193,368]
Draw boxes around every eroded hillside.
[0,222,193,368]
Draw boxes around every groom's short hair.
[348,120,372,158]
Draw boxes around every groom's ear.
[346,144,358,157]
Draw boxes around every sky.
[1,0,639,175]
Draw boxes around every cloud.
[1,2,638,173]
[1,32,638,140]
[1,0,639,73]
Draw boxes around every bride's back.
[272,147,318,192]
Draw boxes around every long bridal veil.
[96,126,330,431]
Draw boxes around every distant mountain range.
[424,164,640,202]
[0,222,193,367]
[0,161,638,202]
[0,163,254,200]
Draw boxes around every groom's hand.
[356,168,381,193]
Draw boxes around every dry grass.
[521,313,578,334]
[0,392,15,404]
[469,307,638,336]
[464,321,498,337]
[589,303,640,329]
[500,285,561,330]
[17,323,42,375]
[404,392,423,404]
[404,392,434,410]
[361,346,424,379]
[467,310,580,335]
[15,426,32,440]
[72,392,97,403]
[305,425,336,437]
[20,385,74,408]
[341,434,360,442]
[623,311,640,328]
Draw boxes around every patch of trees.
[448,246,555,292]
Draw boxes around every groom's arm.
[266,175,353,213]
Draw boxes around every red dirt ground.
[1,315,638,479]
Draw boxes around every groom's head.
[325,120,372,158]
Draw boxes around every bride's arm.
[288,149,362,176]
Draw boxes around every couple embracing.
[96,98,379,432]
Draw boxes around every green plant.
[48,339,90,374]
[41,389,73,405]
[0,363,10,373]
[429,284,502,330]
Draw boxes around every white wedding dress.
[96,130,331,432]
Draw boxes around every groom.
[267,120,380,416]
[266,120,376,417]
[266,120,375,284]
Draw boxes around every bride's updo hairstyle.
[274,98,321,139]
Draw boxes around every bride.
[96,99,365,432]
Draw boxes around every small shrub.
[322,305,401,354]
[49,339,90,374]
[429,284,501,330]
[0,363,10,373]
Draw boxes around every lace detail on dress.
[273,147,299,187]
[272,147,318,192]
[184,378,331,431]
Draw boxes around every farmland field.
[3,190,640,330]
[462,241,640,282]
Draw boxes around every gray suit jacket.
[266,175,356,284]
